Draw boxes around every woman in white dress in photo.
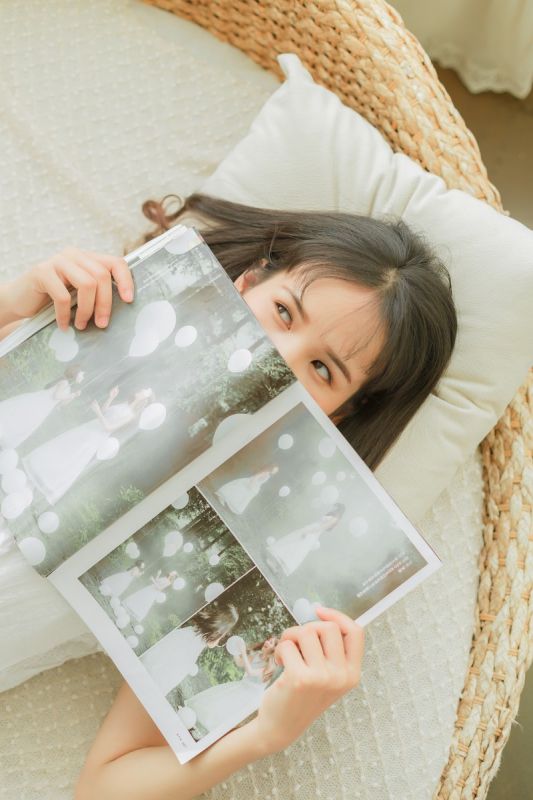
[98,560,146,598]
[214,464,279,515]
[265,503,346,577]
[140,603,240,696]
[21,385,154,506]
[121,568,178,622]
[184,635,278,736]
[0,370,85,450]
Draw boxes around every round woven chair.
[140,1,533,798]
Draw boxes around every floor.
[434,64,533,800]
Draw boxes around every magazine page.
[50,381,441,764]
[0,225,296,576]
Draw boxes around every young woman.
[0,191,456,799]
[21,384,155,506]
[98,559,146,598]
[122,568,179,623]
[265,502,345,577]
[214,464,280,515]
[184,636,279,737]
[0,369,85,449]
[139,602,240,696]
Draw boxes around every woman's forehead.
[294,276,385,360]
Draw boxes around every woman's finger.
[282,624,326,667]
[315,606,365,664]
[283,621,345,666]
[52,257,100,329]
[315,606,361,635]
[35,266,74,330]
[274,638,305,671]
[315,621,346,665]
[83,250,135,302]
[343,623,365,666]
[70,253,115,328]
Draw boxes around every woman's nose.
[269,329,305,374]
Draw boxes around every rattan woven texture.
[141,2,533,799]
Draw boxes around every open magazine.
[0,224,441,762]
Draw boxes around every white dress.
[266,520,324,576]
[0,379,75,449]
[22,401,135,506]
[140,624,206,695]
[99,567,139,597]
[214,471,272,515]
[122,575,170,621]
[184,650,267,733]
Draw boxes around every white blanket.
[0,2,484,798]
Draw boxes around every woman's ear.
[233,272,246,292]
[234,270,255,294]
[234,260,267,293]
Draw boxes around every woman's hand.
[251,606,364,755]
[3,247,134,331]
[109,386,120,401]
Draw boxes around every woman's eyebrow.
[283,285,309,323]
[282,285,353,384]
[325,345,353,384]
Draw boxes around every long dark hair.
[127,192,457,471]
[322,502,346,525]
[192,601,239,645]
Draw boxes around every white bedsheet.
[0,2,485,798]
[0,0,279,691]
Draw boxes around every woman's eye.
[275,302,292,324]
[313,360,332,383]
[276,303,332,383]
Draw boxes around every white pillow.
[199,52,533,523]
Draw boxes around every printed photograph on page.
[197,401,431,623]
[0,228,295,576]
[144,568,293,747]
[78,486,256,657]
[76,484,294,750]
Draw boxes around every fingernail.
[97,316,108,327]
[123,288,133,301]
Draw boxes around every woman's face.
[131,388,152,408]
[262,636,278,654]
[234,264,386,420]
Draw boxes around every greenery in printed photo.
[198,402,428,622]
[166,568,294,742]
[1,238,295,577]
[79,487,254,656]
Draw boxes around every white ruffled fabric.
[0,2,485,798]
[390,0,533,98]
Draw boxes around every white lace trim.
[428,41,533,98]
